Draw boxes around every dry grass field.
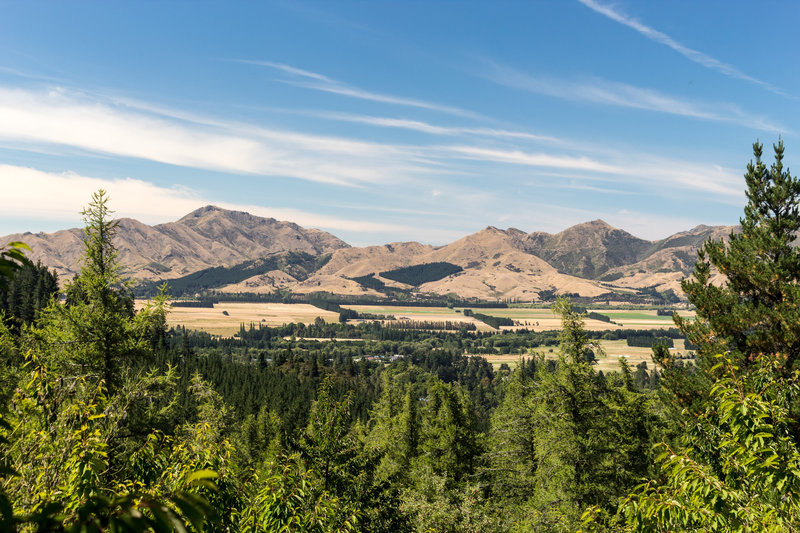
[474,307,615,331]
[594,338,691,373]
[480,338,693,373]
[149,301,339,336]
[152,298,699,376]
[150,301,697,349]
[482,307,696,332]
[344,306,681,333]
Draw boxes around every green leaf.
[185,469,218,485]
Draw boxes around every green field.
[593,309,695,328]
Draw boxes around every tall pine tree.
[676,140,800,385]
[604,141,800,532]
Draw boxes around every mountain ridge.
[2,206,735,301]
[4,206,349,282]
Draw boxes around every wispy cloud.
[230,59,483,119]
[620,156,743,199]
[578,0,787,96]
[0,80,747,242]
[435,144,743,199]
[310,111,561,143]
[237,60,333,83]
[601,209,726,241]
[0,85,446,187]
[543,181,644,196]
[482,199,725,240]
[485,62,785,132]
[0,164,415,235]
[442,145,622,173]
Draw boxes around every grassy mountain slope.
[2,207,735,302]
[2,206,349,282]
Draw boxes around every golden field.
[147,302,695,355]
[480,338,692,373]
[137,301,339,336]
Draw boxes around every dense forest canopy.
[2,141,800,531]
[379,262,463,286]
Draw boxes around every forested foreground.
[3,141,800,531]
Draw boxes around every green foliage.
[307,293,359,322]
[598,272,623,282]
[298,378,360,494]
[237,456,359,533]
[0,242,31,290]
[625,336,674,348]
[232,406,284,468]
[416,380,481,484]
[469,311,514,329]
[365,369,427,483]
[0,193,394,532]
[0,261,59,328]
[554,298,599,364]
[610,357,800,531]
[295,378,407,532]
[348,273,388,292]
[32,190,147,392]
[379,262,463,286]
[24,181,800,530]
[0,353,219,532]
[591,140,800,532]
[401,464,501,533]
[484,299,660,530]
[383,319,476,331]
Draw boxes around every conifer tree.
[0,261,58,328]
[600,141,800,531]
[33,190,162,392]
[400,388,419,467]
[677,140,800,376]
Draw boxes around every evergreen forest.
[2,141,800,531]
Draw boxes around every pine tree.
[0,261,59,328]
[32,190,166,392]
[677,140,800,377]
[399,388,419,467]
[600,141,800,531]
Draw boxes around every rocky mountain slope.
[3,206,349,281]
[295,226,609,300]
[289,222,733,300]
[517,220,653,279]
[1,207,735,301]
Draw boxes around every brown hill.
[2,207,734,302]
[599,224,735,294]
[3,206,349,281]
[517,220,653,278]
[293,226,610,299]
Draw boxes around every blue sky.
[0,1,797,245]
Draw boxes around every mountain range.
[2,206,734,302]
